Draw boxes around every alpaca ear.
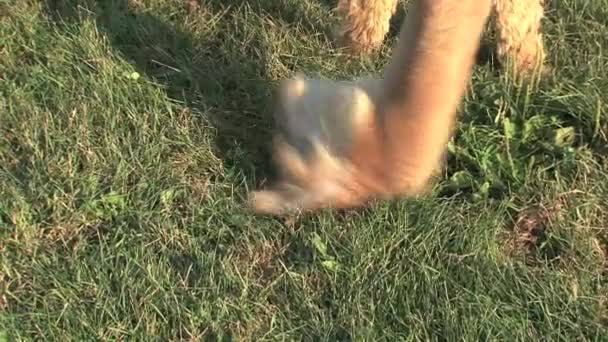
[274,75,309,138]
[348,86,377,129]
[276,75,309,129]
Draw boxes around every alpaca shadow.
[44,0,336,185]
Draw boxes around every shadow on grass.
[43,0,502,186]
[41,0,335,297]
[43,0,337,186]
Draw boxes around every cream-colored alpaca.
[251,0,493,215]
[335,0,547,77]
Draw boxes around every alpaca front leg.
[493,0,547,78]
[334,0,400,54]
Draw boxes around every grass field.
[1,0,608,340]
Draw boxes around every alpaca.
[251,0,496,214]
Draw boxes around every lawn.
[1,0,607,340]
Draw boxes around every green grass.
[1,0,607,340]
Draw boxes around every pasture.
[1,0,607,339]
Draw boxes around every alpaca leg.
[334,0,400,54]
[493,0,547,77]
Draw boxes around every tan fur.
[335,0,547,77]
[250,0,492,215]
[376,0,492,194]
[334,0,400,54]
[492,0,547,77]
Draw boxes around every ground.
[1,0,607,340]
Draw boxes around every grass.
[1,0,607,340]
